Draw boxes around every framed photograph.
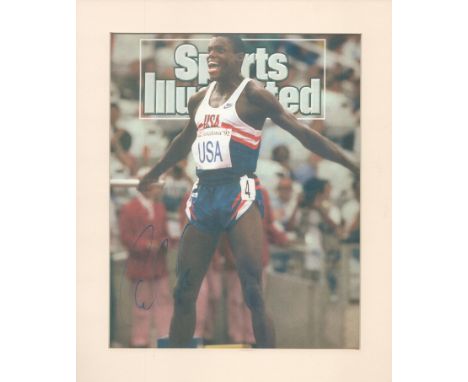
[78,0,390,380]
[109,32,360,350]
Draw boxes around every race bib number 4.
[192,128,232,170]
[240,176,256,201]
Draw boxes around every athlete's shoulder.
[244,79,267,99]
[244,78,281,111]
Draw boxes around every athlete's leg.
[194,276,209,338]
[202,264,222,340]
[169,224,219,347]
[227,205,276,348]
[225,268,245,343]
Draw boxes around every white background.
[1,0,468,381]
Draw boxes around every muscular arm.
[138,90,204,191]
[247,83,359,176]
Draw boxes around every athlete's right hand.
[138,172,166,193]
[137,175,157,193]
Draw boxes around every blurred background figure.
[110,103,140,210]
[324,71,358,151]
[341,179,360,244]
[293,151,321,185]
[271,144,294,179]
[163,159,193,213]
[111,128,138,177]
[300,178,342,300]
[118,168,173,347]
[110,103,138,177]
[271,177,301,235]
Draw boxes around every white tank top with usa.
[192,78,262,185]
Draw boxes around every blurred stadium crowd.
[109,34,360,348]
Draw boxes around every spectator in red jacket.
[119,180,173,347]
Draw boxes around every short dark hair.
[213,34,245,53]
[302,178,328,207]
[119,130,132,152]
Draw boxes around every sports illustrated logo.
[140,38,326,120]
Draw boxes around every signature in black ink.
[117,223,170,326]
[133,225,169,310]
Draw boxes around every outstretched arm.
[138,90,205,192]
[247,83,359,176]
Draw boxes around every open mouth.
[208,61,220,75]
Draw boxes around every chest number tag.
[240,176,256,201]
[193,127,232,170]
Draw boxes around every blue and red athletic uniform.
[185,78,264,235]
